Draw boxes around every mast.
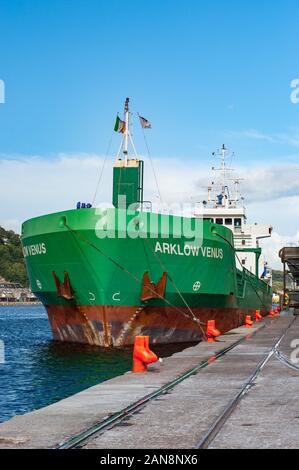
[113,98,144,209]
[234,179,239,202]
[207,144,243,209]
[211,144,229,207]
[116,97,138,164]
[123,97,129,165]
[220,144,227,197]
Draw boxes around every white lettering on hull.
[154,241,223,259]
[23,243,47,257]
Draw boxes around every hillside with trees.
[272,269,292,293]
[0,226,28,286]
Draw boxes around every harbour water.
[0,305,191,423]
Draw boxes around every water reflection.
[0,305,197,423]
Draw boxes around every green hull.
[21,207,272,346]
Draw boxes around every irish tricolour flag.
[114,115,126,133]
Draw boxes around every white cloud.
[225,128,299,148]
[194,162,299,204]
[261,230,299,269]
[2,153,299,270]
[2,154,209,232]
[239,165,299,202]
[246,195,299,233]
[228,129,277,143]
[2,154,110,230]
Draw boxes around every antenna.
[229,177,245,203]
[211,144,234,200]
[116,98,138,165]
[220,144,226,192]
[123,97,129,164]
[205,145,243,208]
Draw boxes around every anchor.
[140,271,167,302]
[52,271,74,300]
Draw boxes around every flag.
[114,115,126,133]
[139,115,151,129]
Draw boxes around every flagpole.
[123,97,129,165]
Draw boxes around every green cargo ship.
[21,99,272,347]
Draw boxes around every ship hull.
[46,304,266,347]
[21,207,272,347]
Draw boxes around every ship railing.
[236,271,246,298]
[242,266,271,293]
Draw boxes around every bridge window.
[215,218,223,225]
[225,218,232,225]
[234,218,242,227]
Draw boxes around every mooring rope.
[143,238,207,337]
[64,222,207,333]
[114,306,145,347]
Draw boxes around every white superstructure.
[195,145,272,279]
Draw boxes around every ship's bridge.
[195,204,272,276]
[194,144,273,278]
[195,206,246,236]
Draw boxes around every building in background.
[0,277,38,304]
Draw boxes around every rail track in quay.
[57,314,298,449]
[195,314,297,449]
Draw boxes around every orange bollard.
[206,320,221,343]
[132,336,158,373]
[245,315,253,328]
[144,336,159,362]
[255,310,262,322]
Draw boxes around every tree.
[0,226,28,286]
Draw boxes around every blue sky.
[0,0,298,159]
[1,0,299,266]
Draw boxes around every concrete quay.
[0,312,297,449]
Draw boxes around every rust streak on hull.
[46,304,265,347]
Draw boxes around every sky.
[0,0,299,268]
